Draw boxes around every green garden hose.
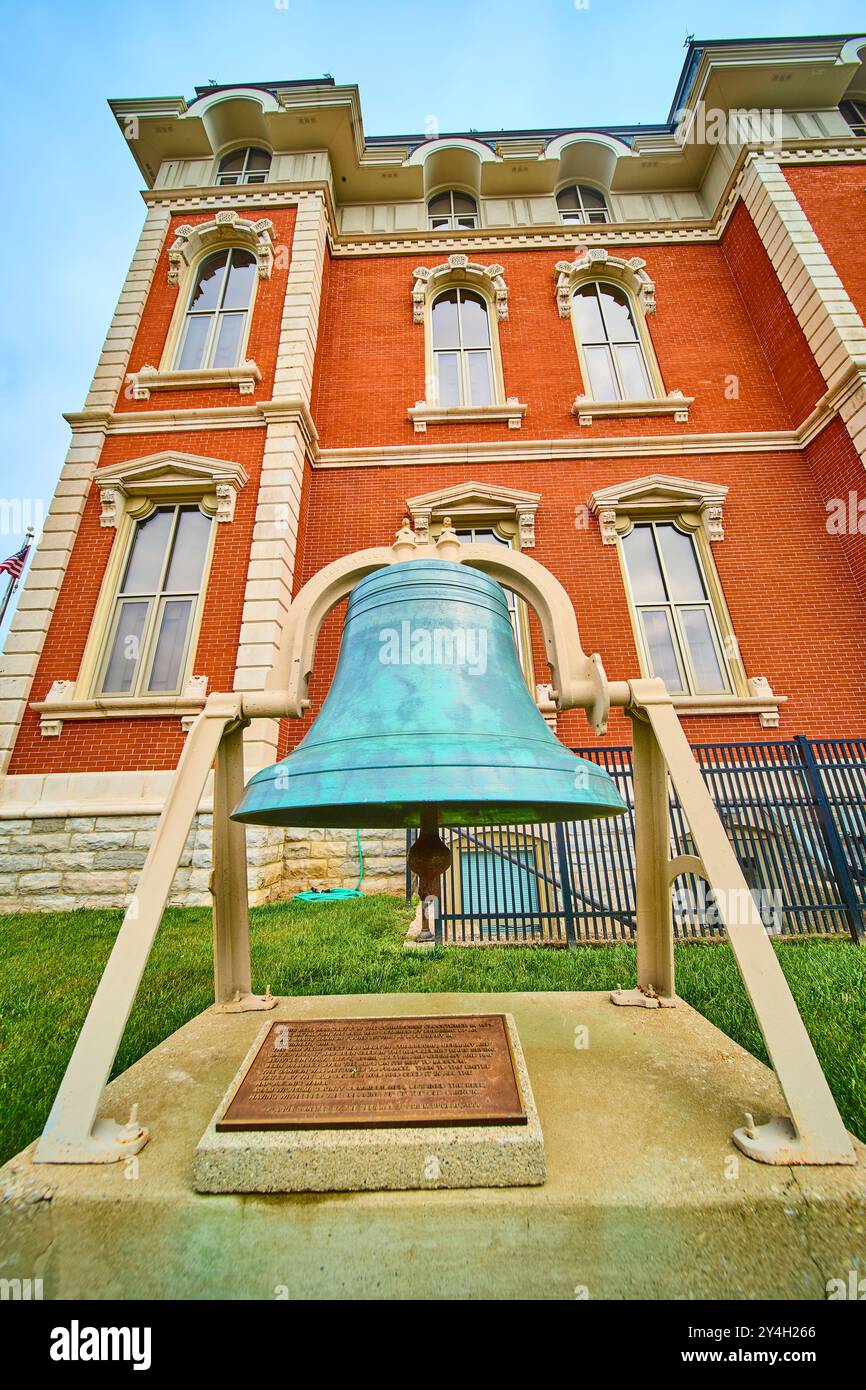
[292,828,364,902]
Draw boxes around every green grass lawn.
[1,894,864,1165]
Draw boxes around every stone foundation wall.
[280,828,406,897]
[0,815,406,912]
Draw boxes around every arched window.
[216,147,272,185]
[428,191,479,230]
[431,288,494,407]
[572,281,653,400]
[556,184,609,225]
[97,504,213,697]
[174,248,257,372]
[840,98,866,136]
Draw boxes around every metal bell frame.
[34,520,855,1168]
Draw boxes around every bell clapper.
[408,807,452,943]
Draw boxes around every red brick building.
[2,33,866,910]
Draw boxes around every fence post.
[554,822,578,946]
[405,828,413,906]
[795,735,864,943]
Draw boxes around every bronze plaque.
[216,1014,527,1130]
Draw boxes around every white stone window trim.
[588,473,784,727]
[126,361,262,400]
[95,452,249,528]
[560,251,690,423]
[588,472,727,544]
[29,454,247,737]
[554,249,656,320]
[167,211,276,286]
[406,480,541,548]
[410,256,525,426]
[412,254,509,323]
[409,400,527,433]
[32,676,210,739]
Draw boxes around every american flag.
[0,536,32,586]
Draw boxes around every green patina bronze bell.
[232,558,627,838]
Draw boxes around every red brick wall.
[286,449,866,753]
[9,428,266,774]
[804,414,866,607]
[721,201,826,425]
[310,240,795,448]
[785,164,866,326]
[115,204,296,414]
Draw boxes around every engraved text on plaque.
[216,1014,527,1129]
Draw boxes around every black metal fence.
[406,736,866,946]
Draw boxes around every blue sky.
[1,0,864,635]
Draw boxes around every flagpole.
[0,527,34,630]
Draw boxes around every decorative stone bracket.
[95,452,249,528]
[554,249,656,318]
[412,255,509,322]
[168,211,276,286]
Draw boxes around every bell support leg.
[612,707,676,1010]
[211,719,276,1014]
[34,695,245,1164]
[630,679,855,1165]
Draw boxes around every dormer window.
[556,184,609,225]
[428,191,479,230]
[216,147,272,185]
[840,99,866,137]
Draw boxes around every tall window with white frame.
[573,281,654,401]
[427,191,479,230]
[216,147,272,184]
[175,249,256,372]
[431,288,494,407]
[557,184,609,224]
[97,506,212,698]
[620,521,732,696]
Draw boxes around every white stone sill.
[573,394,693,425]
[671,695,786,722]
[409,401,527,432]
[29,696,207,737]
[127,362,262,400]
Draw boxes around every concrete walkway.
[2,991,864,1299]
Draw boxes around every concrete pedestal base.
[194,1014,544,1193]
[2,991,864,1300]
